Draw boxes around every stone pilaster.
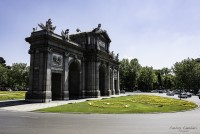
[95,62,100,97]
[28,49,34,91]
[85,61,100,98]
[26,49,52,102]
[110,68,115,95]
[44,49,52,102]
[115,70,120,95]
[81,61,85,98]
[112,69,115,95]
[105,64,111,96]
[63,53,69,100]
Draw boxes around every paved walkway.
[0,94,128,112]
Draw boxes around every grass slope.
[0,91,26,101]
[38,95,198,114]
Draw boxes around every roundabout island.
[37,94,197,114]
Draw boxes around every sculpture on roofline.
[38,19,56,33]
[116,53,119,61]
[61,29,70,41]
[92,24,103,33]
[76,28,81,32]
[32,27,37,32]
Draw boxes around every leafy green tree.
[138,66,157,91]
[0,64,8,87]
[119,58,141,91]
[127,59,141,91]
[9,63,29,90]
[173,58,200,94]
[161,67,171,76]
[154,68,175,90]
[154,69,163,89]
[163,74,175,89]
[119,59,129,90]
[0,57,6,66]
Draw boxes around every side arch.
[68,59,81,99]
[99,64,106,96]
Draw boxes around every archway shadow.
[69,61,80,99]
[0,100,32,108]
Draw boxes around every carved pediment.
[92,24,111,43]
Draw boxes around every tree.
[163,74,175,89]
[0,64,8,87]
[154,69,163,89]
[119,59,129,90]
[0,57,6,66]
[127,59,141,91]
[137,66,156,91]
[9,63,29,90]
[161,67,171,76]
[173,58,200,94]
[119,58,141,91]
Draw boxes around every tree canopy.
[120,57,200,93]
[0,57,29,90]
[173,58,200,94]
[119,58,141,91]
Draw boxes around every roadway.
[0,93,200,134]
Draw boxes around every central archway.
[68,61,80,99]
[99,65,106,96]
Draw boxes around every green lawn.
[38,95,198,114]
[0,91,26,101]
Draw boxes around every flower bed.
[38,95,198,114]
[87,95,197,109]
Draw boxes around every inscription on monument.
[98,39,106,49]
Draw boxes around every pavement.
[0,93,200,134]
[0,93,129,112]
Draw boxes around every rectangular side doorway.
[51,73,62,100]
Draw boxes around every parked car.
[173,90,180,94]
[178,93,188,98]
[166,91,174,96]
[196,93,200,99]
[163,90,167,93]
[186,92,192,97]
[133,90,142,93]
[120,90,125,94]
[196,89,200,99]
[151,90,158,93]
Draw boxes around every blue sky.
[1,0,200,69]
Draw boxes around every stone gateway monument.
[25,19,120,102]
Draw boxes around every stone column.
[78,59,83,99]
[81,60,85,98]
[95,62,100,97]
[110,68,114,95]
[85,60,100,98]
[26,48,52,102]
[63,53,69,100]
[115,69,120,95]
[44,49,52,102]
[25,49,34,100]
[112,69,115,95]
[27,49,34,91]
[105,64,111,96]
